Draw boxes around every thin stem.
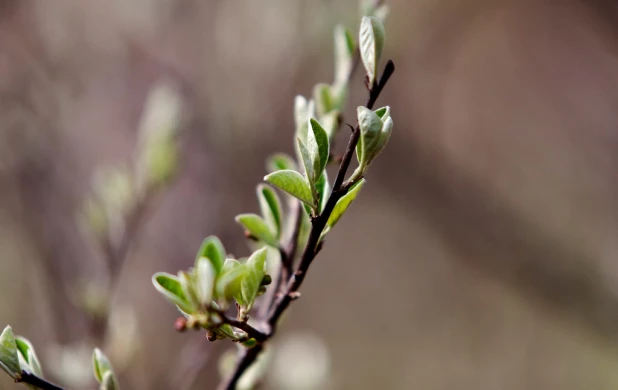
[17,372,65,390]
[222,317,269,342]
[219,60,395,389]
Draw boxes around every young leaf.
[264,170,314,206]
[266,153,297,173]
[235,214,279,248]
[215,260,246,304]
[257,184,283,238]
[313,83,334,117]
[309,118,330,176]
[15,337,42,377]
[240,248,267,310]
[196,236,226,275]
[327,179,366,228]
[179,271,199,311]
[195,257,216,307]
[316,171,331,213]
[152,273,194,313]
[297,138,316,199]
[334,25,356,85]
[356,106,384,166]
[359,16,386,86]
[93,349,119,390]
[320,110,340,140]
[0,326,20,380]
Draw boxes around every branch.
[220,60,395,389]
[16,372,65,390]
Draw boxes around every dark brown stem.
[221,316,269,342]
[16,372,65,390]
[219,60,395,389]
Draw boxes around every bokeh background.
[2,0,618,389]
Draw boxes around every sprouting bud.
[174,317,187,332]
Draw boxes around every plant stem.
[17,372,65,390]
[218,60,395,390]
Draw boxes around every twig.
[16,372,65,390]
[219,60,395,389]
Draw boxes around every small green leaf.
[15,337,42,377]
[152,272,194,313]
[196,236,226,275]
[257,185,283,238]
[93,348,118,390]
[309,118,330,177]
[320,110,340,140]
[334,25,356,85]
[241,248,267,310]
[313,83,334,117]
[316,171,331,213]
[266,153,297,173]
[356,106,384,166]
[102,371,119,390]
[235,214,279,248]
[195,257,216,308]
[297,138,316,197]
[216,260,246,304]
[264,170,314,206]
[359,16,385,86]
[179,271,199,311]
[0,326,20,380]
[327,179,366,228]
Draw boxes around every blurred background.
[2,0,618,389]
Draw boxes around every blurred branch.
[16,372,65,390]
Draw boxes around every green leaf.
[334,25,356,85]
[0,326,20,380]
[356,106,384,166]
[320,110,340,140]
[313,83,334,117]
[359,16,385,86]
[257,185,283,238]
[327,179,366,228]
[15,337,42,377]
[264,170,314,206]
[195,257,216,308]
[93,348,118,390]
[241,248,267,310]
[266,153,297,173]
[215,260,246,304]
[196,236,226,275]
[309,118,330,177]
[102,371,119,390]
[316,171,331,213]
[235,214,278,248]
[152,272,194,313]
[178,271,199,311]
[297,138,316,197]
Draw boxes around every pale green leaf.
[0,326,20,380]
[266,153,297,173]
[215,260,246,304]
[195,257,216,307]
[316,171,331,213]
[313,83,333,117]
[356,106,384,165]
[235,214,278,247]
[93,348,118,389]
[309,118,330,176]
[297,138,315,194]
[327,179,366,228]
[359,16,385,86]
[15,337,42,377]
[241,248,267,310]
[196,236,226,275]
[334,25,356,85]
[178,271,199,311]
[152,272,194,313]
[257,185,283,238]
[264,170,314,206]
